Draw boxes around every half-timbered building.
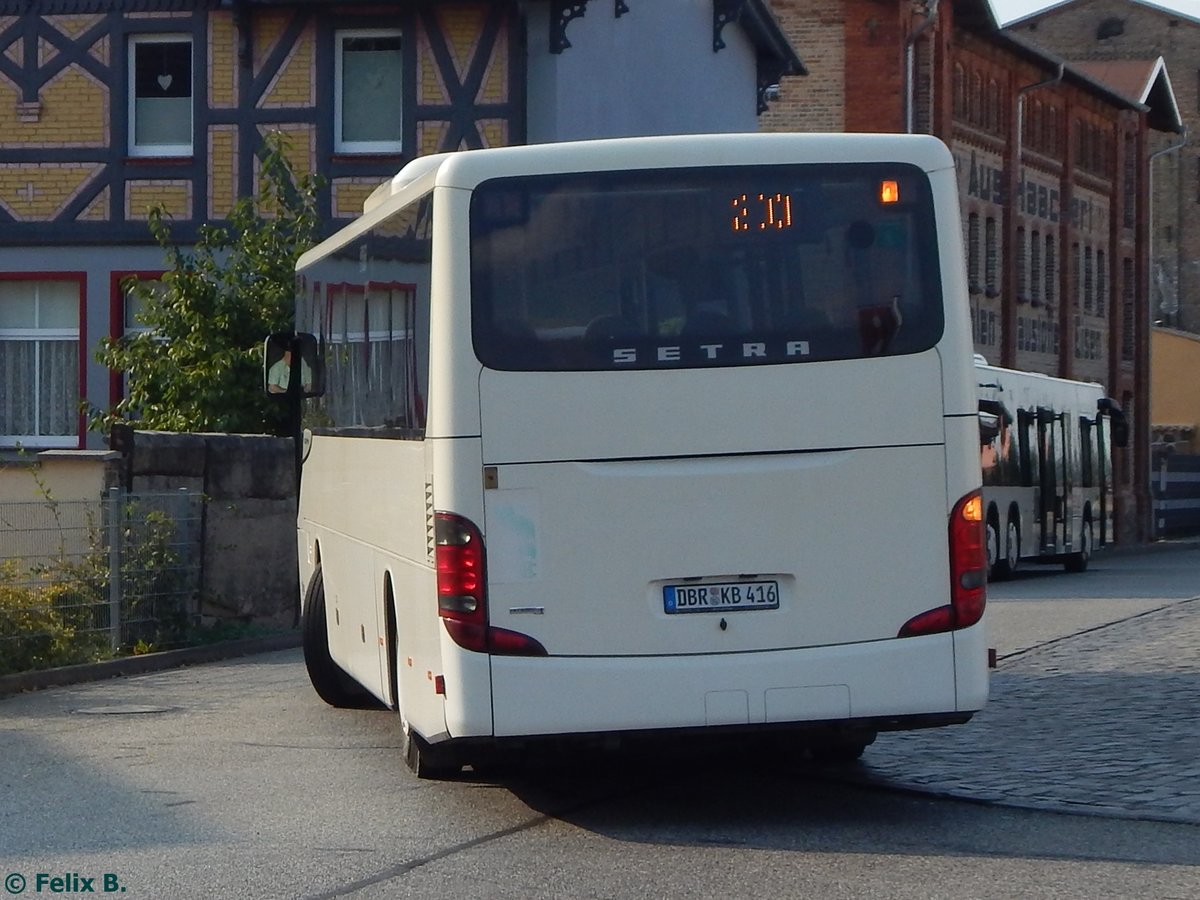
[0,0,801,449]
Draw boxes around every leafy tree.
[92,132,322,435]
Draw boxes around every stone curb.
[1106,537,1200,556]
[0,631,301,699]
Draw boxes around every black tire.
[985,513,1001,581]
[1065,518,1092,573]
[301,565,371,708]
[992,514,1019,580]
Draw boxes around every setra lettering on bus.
[613,340,811,364]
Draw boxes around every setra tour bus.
[976,357,1128,580]
[270,133,989,777]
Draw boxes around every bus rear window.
[470,164,944,371]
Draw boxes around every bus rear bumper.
[479,627,988,739]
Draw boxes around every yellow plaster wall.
[1152,327,1200,432]
[0,68,107,149]
[209,12,238,108]
[208,125,238,218]
[332,178,383,219]
[127,180,190,220]
[0,163,102,220]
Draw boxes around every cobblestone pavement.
[846,594,1200,824]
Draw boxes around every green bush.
[0,561,88,676]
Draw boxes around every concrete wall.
[124,431,298,626]
[0,433,299,626]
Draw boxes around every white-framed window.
[335,29,403,154]
[0,279,82,448]
[129,34,193,157]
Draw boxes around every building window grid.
[968,212,981,293]
[1071,242,1081,308]
[1096,250,1106,317]
[1121,257,1135,361]
[335,29,404,154]
[1124,136,1137,226]
[1084,245,1094,314]
[985,217,998,297]
[128,34,194,158]
[1031,229,1042,304]
[1017,226,1028,300]
[1044,234,1056,307]
[0,279,81,446]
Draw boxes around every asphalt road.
[1,543,1197,899]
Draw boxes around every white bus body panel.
[298,435,450,729]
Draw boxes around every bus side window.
[1016,408,1035,487]
[1079,416,1095,488]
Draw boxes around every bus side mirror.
[1098,398,1129,448]
[264,332,325,398]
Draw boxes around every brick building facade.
[763,0,1182,541]
[1006,0,1198,334]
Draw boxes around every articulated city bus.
[273,133,989,777]
[977,357,1128,579]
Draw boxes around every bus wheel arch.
[384,574,400,712]
[385,572,462,779]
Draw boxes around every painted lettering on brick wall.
[1016,315,1060,356]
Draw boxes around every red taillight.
[949,490,987,627]
[435,512,547,657]
[899,489,987,637]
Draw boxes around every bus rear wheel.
[1065,518,1093,573]
[985,514,1001,581]
[991,515,1019,580]
[301,565,372,708]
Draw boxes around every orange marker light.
[962,492,983,523]
[880,180,900,204]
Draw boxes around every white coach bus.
[976,358,1128,580]
[271,133,989,777]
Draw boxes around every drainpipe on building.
[1015,64,1065,180]
[1147,127,1189,326]
[1147,126,1189,539]
[904,0,939,134]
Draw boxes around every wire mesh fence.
[0,490,202,676]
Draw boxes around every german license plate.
[663,581,779,614]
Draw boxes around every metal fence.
[1153,453,1200,538]
[0,490,202,676]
